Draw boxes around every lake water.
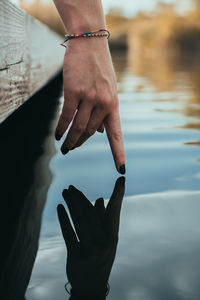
[1,50,199,300]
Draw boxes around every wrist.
[67,283,109,300]
[70,288,107,300]
[66,35,109,50]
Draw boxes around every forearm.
[53,0,106,32]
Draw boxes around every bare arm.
[53,0,126,174]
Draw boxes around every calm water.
[1,50,199,300]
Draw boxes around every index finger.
[104,110,126,174]
[105,177,125,238]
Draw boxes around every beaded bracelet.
[61,28,110,47]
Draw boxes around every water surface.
[1,50,199,300]
[27,51,200,300]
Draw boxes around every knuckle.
[67,86,84,98]
[100,94,112,108]
[87,89,98,103]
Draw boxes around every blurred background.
[11,0,200,54]
[12,1,200,125]
[11,1,200,129]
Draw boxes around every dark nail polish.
[61,147,69,155]
[119,164,126,175]
[119,176,126,186]
[57,204,63,211]
[55,133,61,141]
[62,189,69,198]
[68,185,76,193]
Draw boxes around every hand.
[55,38,126,174]
[57,176,125,298]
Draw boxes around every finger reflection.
[57,177,126,300]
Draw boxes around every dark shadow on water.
[0,73,63,300]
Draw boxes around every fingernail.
[101,128,104,133]
[119,176,126,186]
[69,185,75,191]
[62,189,69,197]
[119,164,126,175]
[57,204,63,211]
[55,133,61,141]
[61,147,69,155]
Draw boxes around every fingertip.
[95,197,105,207]
[114,177,126,193]
[97,127,104,133]
[62,189,69,198]
[57,204,64,212]
[69,185,76,191]
[97,123,104,133]
[97,129,104,133]
[61,145,69,155]
[117,176,126,187]
[119,164,126,175]
[55,132,61,141]
[57,204,66,219]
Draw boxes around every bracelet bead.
[61,28,110,47]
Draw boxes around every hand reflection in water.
[57,177,125,300]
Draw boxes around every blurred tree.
[156,2,176,14]
[19,0,65,36]
[192,0,200,11]
[107,7,126,17]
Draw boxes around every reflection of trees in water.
[184,140,200,146]
[111,50,128,84]
[128,51,176,92]
[128,49,200,99]
[127,50,200,148]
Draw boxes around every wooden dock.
[0,0,64,123]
